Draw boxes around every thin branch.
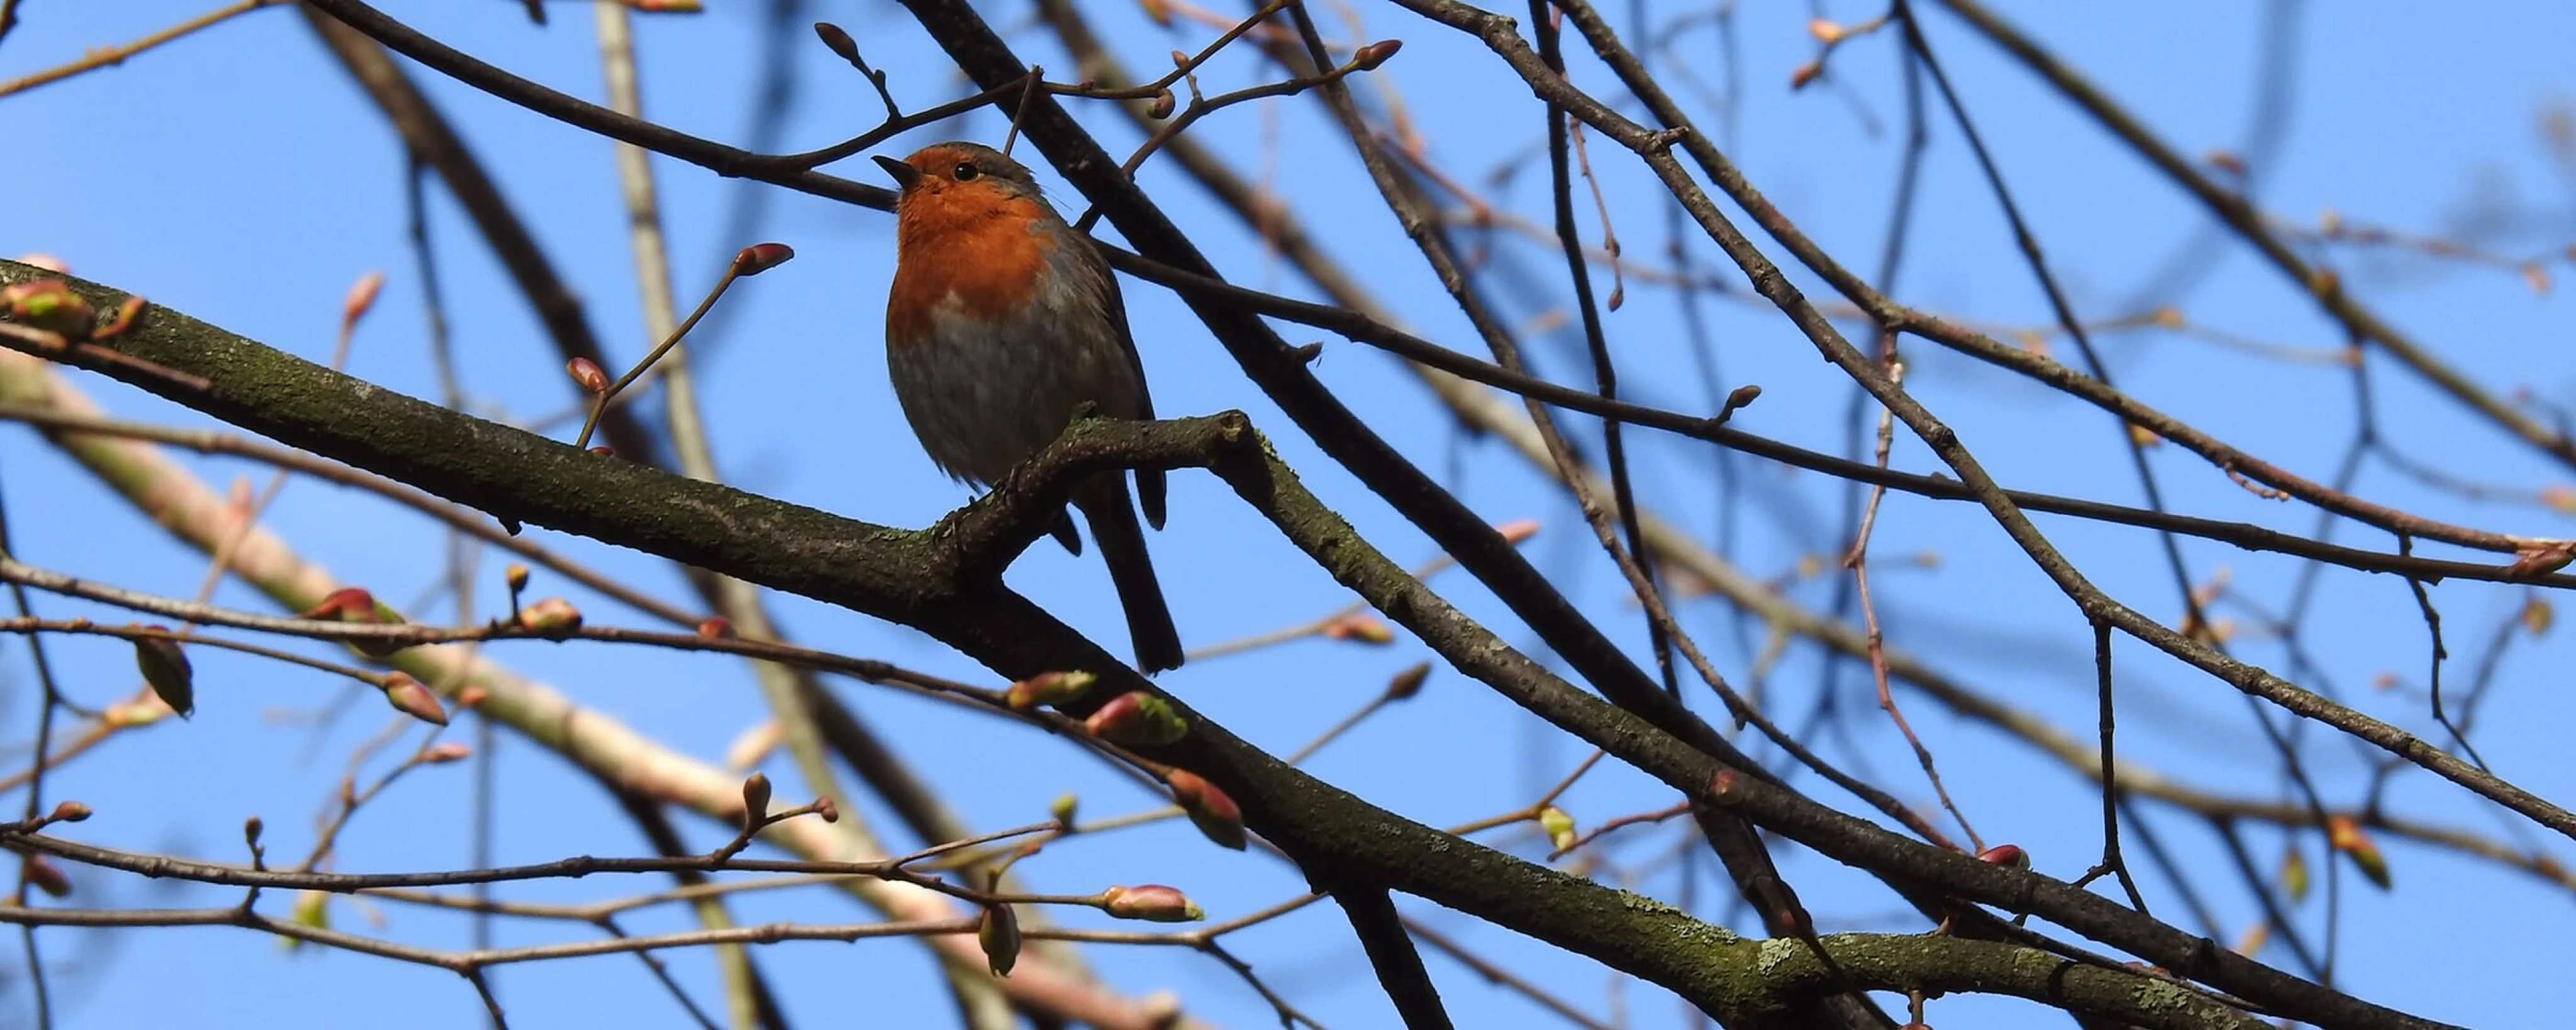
[0,0,291,100]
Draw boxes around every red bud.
[382,672,449,726]
[341,271,386,325]
[1084,691,1187,746]
[297,587,377,622]
[420,742,472,765]
[732,243,795,277]
[696,616,736,640]
[22,856,70,899]
[1321,614,1394,645]
[1706,768,1744,804]
[1977,843,2032,871]
[566,357,609,394]
[48,800,90,824]
[1352,39,1402,70]
[1101,884,1201,922]
[812,22,860,62]
[1166,770,1245,850]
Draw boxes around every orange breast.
[888,189,1058,345]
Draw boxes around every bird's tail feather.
[1079,484,1182,675]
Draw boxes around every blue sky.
[2,1,2572,1027]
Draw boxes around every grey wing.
[1092,240,1167,530]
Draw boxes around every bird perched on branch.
[874,141,1184,674]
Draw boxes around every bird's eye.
[953,162,980,182]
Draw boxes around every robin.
[874,141,1184,674]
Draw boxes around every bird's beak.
[873,155,921,191]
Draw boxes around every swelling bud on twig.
[565,357,609,394]
[0,279,91,336]
[1351,39,1402,70]
[1145,90,1175,119]
[979,904,1021,977]
[741,772,774,831]
[1976,843,2031,870]
[504,564,530,594]
[1493,518,1541,545]
[299,587,378,622]
[340,270,385,325]
[1321,614,1394,645]
[696,616,736,640]
[1100,884,1202,922]
[131,630,194,719]
[812,21,860,62]
[22,855,70,899]
[287,889,330,942]
[48,800,90,824]
[299,587,411,657]
[1005,670,1094,711]
[103,700,168,729]
[517,597,584,636]
[2507,540,2576,580]
[1538,806,1577,853]
[1165,770,1245,851]
[2327,815,2391,890]
[1384,661,1432,701]
[1084,691,1187,746]
[419,742,472,765]
[731,243,795,277]
[1049,793,1079,829]
[381,672,448,727]
[1718,384,1762,421]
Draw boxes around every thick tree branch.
[0,261,2384,1028]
